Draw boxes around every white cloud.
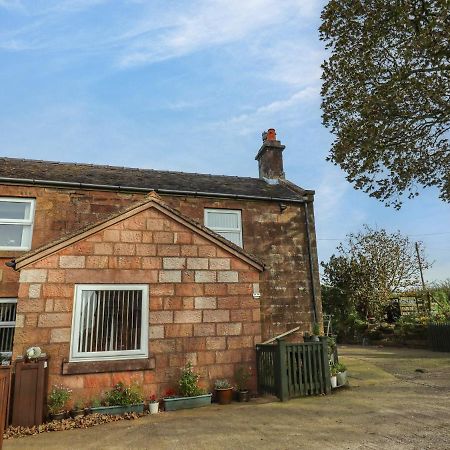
[119,0,320,67]
[212,86,319,135]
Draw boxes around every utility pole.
[415,242,426,290]
[415,242,430,312]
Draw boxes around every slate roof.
[0,157,310,201]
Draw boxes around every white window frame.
[204,208,243,247]
[0,298,17,357]
[0,197,36,251]
[70,284,149,362]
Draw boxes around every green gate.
[256,337,331,401]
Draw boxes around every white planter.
[149,402,159,414]
[330,375,337,388]
[337,370,347,386]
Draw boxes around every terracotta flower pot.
[216,388,233,405]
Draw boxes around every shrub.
[234,366,251,391]
[48,385,72,414]
[178,363,204,397]
[395,314,429,339]
[103,382,144,406]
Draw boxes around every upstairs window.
[70,285,149,362]
[204,209,243,247]
[0,198,35,251]
[0,299,17,359]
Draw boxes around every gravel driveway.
[5,345,450,449]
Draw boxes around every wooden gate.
[11,358,48,427]
[0,366,11,449]
[256,337,331,401]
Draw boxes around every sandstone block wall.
[0,183,321,341]
[13,206,261,402]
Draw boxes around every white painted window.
[0,299,17,358]
[204,209,243,247]
[0,197,35,251]
[70,285,149,362]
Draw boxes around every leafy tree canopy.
[321,225,430,321]
[320,1,450,208]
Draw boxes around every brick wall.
[0,183,321,340]
[13,206,261,402]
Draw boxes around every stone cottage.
[0,129,321,398]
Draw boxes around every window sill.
[62,357,155,375]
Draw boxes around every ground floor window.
[70,285,149,362]
[0,298,17,360]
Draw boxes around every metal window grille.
[71,285,148,361]
[0,299,17,356]
[204,209,243,247]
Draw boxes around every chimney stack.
[255,128,285,183]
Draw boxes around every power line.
[317,230,450,241]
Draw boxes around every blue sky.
[1,0,449,282]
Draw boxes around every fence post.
[276,339,289,401]
[255,345,261,394]
[320,336,331,394]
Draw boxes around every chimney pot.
[255,128,286,182]
[266,128,276,141]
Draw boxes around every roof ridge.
[0,156,263,182]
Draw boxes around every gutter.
[304,201,318,324]
[0,176,310,204]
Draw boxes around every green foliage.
[330,363,338,377]
[312,322,321,336]
[322,226,429,324]
[178,363,204,397]
[395,314,430,339]
[334,363,347,373]
[234,366,251,391]
[320,0,450,207]
[48,385,72,414]
[214,379,232,390]
[73,399,84,410]
[428,279,450,322]
[91,397,102,408]
[103,382,144,406]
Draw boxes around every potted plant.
[149,394,159,414]
[91,382,144,415]
[330,364,338,388]
[336,363,348,386]
[234,366,251,402]
[311,322,321,342]
[164,363,212,411]
[70,400,85,418]
[48,385,72,420]
[214,379,233,405]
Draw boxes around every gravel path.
[5,345,450,449]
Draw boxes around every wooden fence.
[256,337,331,401]
[428,323,450,352]
[0,366,11,450]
